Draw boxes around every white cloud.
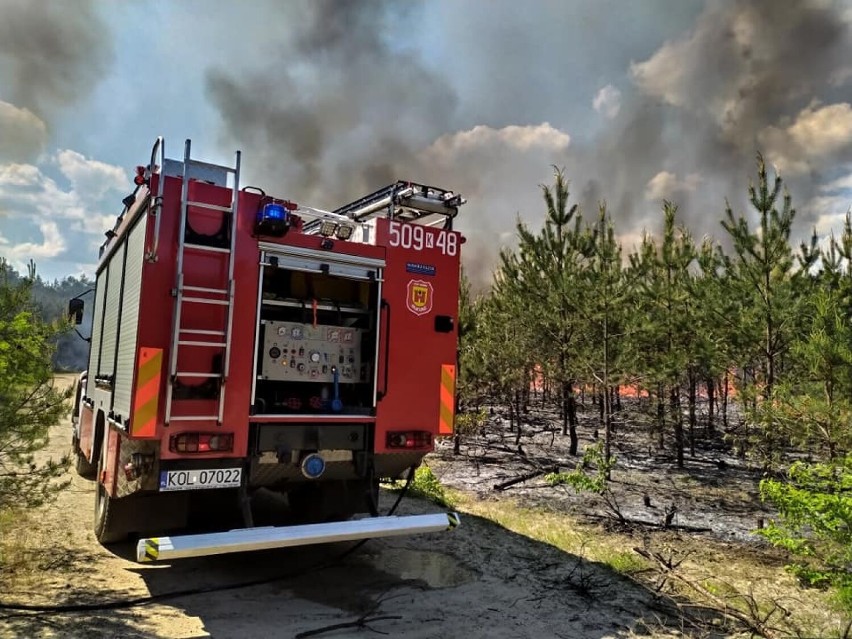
[593,84,621,119]
[0,221,66,260]
[0,149,129,277]
[759,102,852,175]
[630,36,693,109]
[0,162,86,221]
[0,163,42,187]
[0,100,48,163]
[645,171,702,201]
[787,103,852,154]
[55,149,127,200]
[426,123,570,159]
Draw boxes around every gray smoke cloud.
[0,0,113,161]
[205,0,457,209]
[0,0,113,116]
[203,0,852,279]
[611,0,852,239]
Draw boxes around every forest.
[454,156,852,613]
[0,261,93,371]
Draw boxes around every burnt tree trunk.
[721,371,729,430]
[514,390,523,445]
[670,385,684,468]
[706,377,715,435]
[656,384,665,450]
[564,380,578,455]
[688,372,696,458]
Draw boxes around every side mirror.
[68,298,84,325]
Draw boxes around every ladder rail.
[146,136,166,262]
[220,150,240,424]
[304,180,465,233]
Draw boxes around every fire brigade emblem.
[406,279,433,316]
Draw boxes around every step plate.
[136,512,460,562]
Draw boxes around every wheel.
[73,437,97,480]
[93,438,132,544]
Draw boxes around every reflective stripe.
[132,348,162,436]
[438,364,455,436]
[142,538,159,562]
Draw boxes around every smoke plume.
[0,0,113,159]
[205,0,457,209]
[203,0,852,277]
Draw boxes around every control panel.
[260,320,364,383]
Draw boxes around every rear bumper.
[137,511,460,562]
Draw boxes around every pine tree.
[721,154,798,463]
[495,168,585,453]
[628,202,696,467]
[0,260,71,512]
[578,204,628,470]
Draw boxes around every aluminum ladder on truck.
[303,180,465,234]
[164,140,241,424]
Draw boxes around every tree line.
[457,155,852,608]
[0,261,93,371]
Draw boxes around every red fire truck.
[70,137,464,562]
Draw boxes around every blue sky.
[1,0,851,283]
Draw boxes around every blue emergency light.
[254,201,290,236]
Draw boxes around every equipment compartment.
[253,264,379,416]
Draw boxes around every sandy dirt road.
[0,379,679,639]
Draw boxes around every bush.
[409,464,454,508]
[758,456,852,610]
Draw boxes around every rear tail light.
[169,432,234,453]
[386,431,432,450]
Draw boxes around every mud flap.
[136,512,460,562]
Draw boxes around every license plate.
[159,468,242,492]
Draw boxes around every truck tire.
[74,445,97,480]
[93,439,133,544]
[73,433,98,480]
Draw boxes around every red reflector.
[170,432,233,453]
[386,431,432,450]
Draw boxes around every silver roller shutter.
[112,216,147,418]
[99,243,126,378]
[86,271,107,398]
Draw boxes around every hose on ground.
[0,466,419,615]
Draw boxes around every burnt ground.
[431,397,774,545]
[0,379,845,638]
